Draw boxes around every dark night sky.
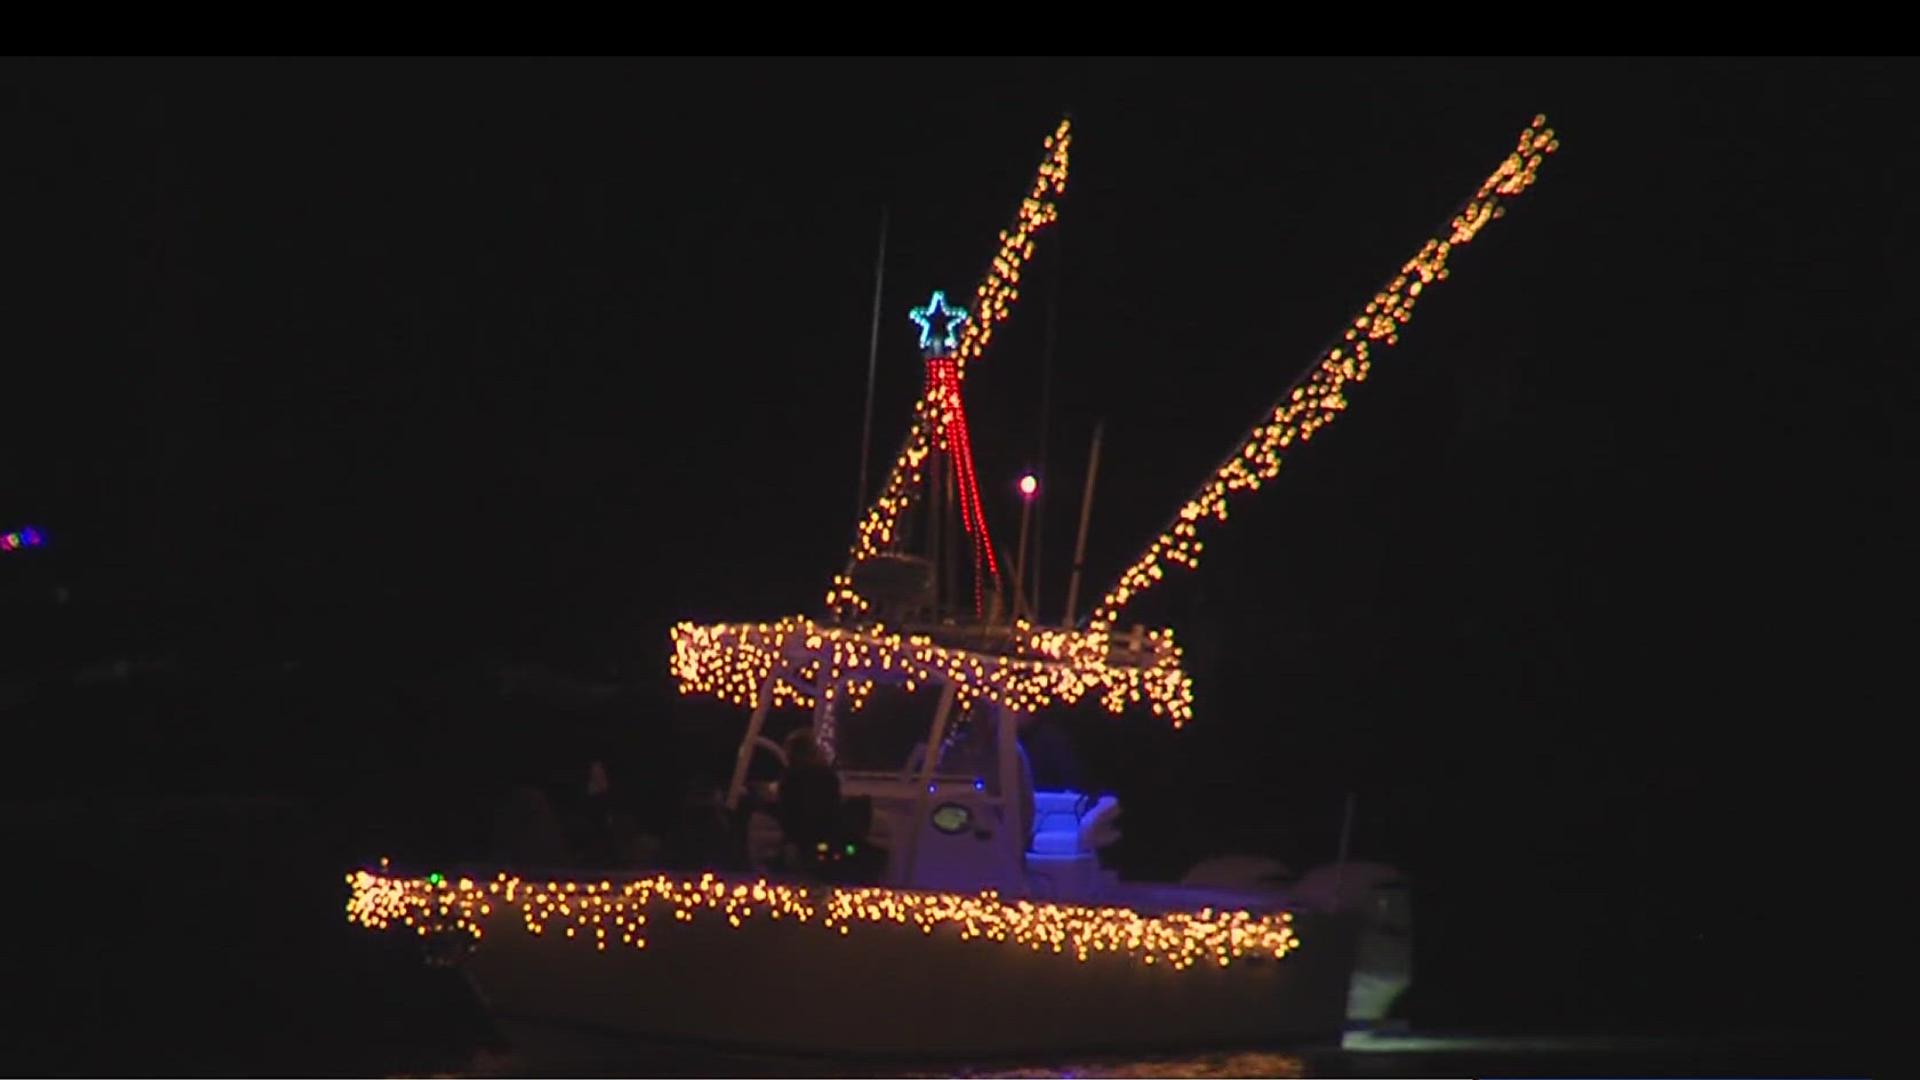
[2,58,1909,1037]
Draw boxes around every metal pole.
[977,535,1018,645]
[900,681,960,886]
[726,675,778,812]
[1330,791,1357,909]
[1033,226,1061,623]
[1062,421,1104,627]
[995,701,1024,881]
[1011,495,1034,621]
[856,207,889,517]
[929,451,944,618]
[944,460,958,620]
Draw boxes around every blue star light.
[909,290,970,357]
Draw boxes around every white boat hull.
[460,901,1361,1059]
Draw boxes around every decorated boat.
[347,114,1557,1061]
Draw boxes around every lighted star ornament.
[910,289,1000,615]
[910,291,970,357]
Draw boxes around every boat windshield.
[829,685,994,781]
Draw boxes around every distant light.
[974,778,986,791]
[1,525,44,553]
[1018,474,1038,499]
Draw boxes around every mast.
[1011,475,1036,622]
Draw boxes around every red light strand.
[927,357,1000,617]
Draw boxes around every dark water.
[3,795,1872,1077]
[0,704,1873,1080]
[403,1035,1868,1078]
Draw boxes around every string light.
[1,526,44,552]
[1087,116,1560,632]
[837,119,1073,617]
[346,868,1300,970]
[731,117,1553,730]
[929,354,997,615]
[670,615,1194,725]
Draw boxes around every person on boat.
[774,727,884,880]
[581,759,613,864]
[775,728,843,855]
[670,776,738,869]
[492,784,569,866]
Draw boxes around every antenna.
[1331,791,1357,910]
[1062,420,1104,627]
[1032,216,1062,623]
[855,206,889,517]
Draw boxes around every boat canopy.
[671,614,1192,724]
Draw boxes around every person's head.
[783,727,823,768]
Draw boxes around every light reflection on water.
[412,1048,1309,1078]
[905,1051,1307,1078]
[405,1032,1865,1078]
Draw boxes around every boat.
[346,113,1557,1062]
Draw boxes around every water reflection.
[420,1049,1309,1079]
[911,1052,1307,1078]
